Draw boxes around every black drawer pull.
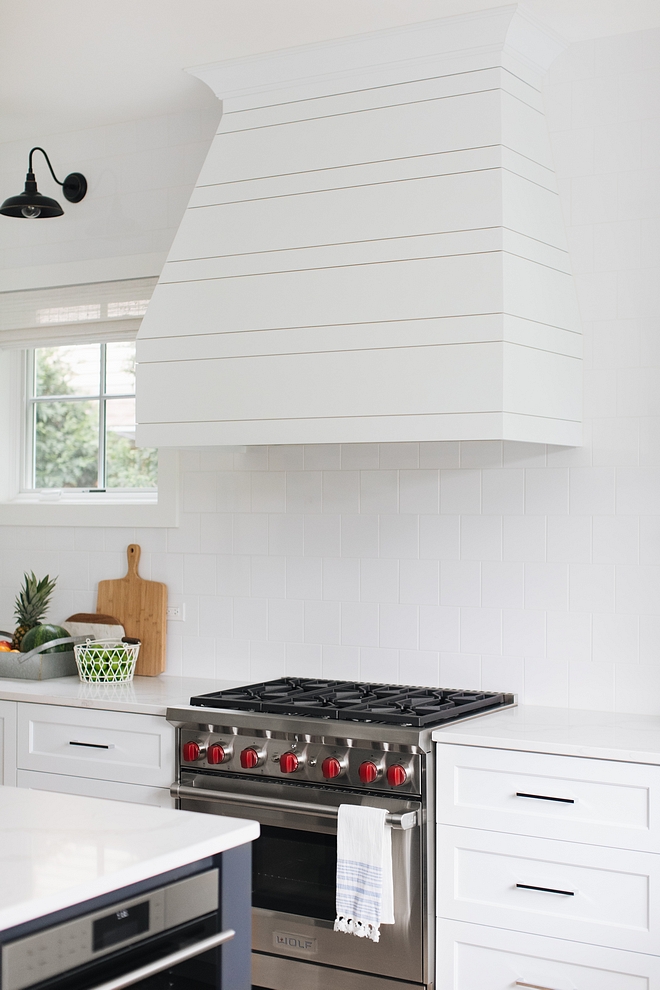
[516,791,574,804]
[516,883,574,896]
[69,740,114,750]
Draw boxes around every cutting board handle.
[126,544,141,578]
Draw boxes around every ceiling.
[1,0,659,143]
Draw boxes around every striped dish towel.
[334,804,394,943]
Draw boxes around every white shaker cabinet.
[435,740,660,986]
[0,699,17,785]
[15,703,174,808]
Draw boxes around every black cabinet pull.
[516,883,574,896]
[69,740,114,750]
[516,791,574,804]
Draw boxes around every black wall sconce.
[0,147,87,218]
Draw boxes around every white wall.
[0,105,220,279]
[1,28,659,713]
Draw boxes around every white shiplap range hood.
[136,4,582,448]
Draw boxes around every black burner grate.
[189,678,507,727]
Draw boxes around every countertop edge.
[0,818,260,931]
[431,705,660,765]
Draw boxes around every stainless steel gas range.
[167,679,515,990]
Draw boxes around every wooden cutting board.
[96,545,167,676]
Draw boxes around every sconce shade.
[0,149,87,219]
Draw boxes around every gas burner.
[190,678,507,727]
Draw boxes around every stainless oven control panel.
[2,870,218,990]
[180,728,422,795]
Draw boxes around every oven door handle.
[85,928,234,990]
[171,783,418,830]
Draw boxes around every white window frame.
[0,347,178,527]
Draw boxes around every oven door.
[176,772,426,989]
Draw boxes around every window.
[25,341,157,491]
[0,275,178,526]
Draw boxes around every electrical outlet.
[166,605,185,621]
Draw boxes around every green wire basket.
[74,639,140,683]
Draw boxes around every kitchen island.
[0,785,258,989]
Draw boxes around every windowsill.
[0,450,179,527]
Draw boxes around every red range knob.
[207,744,226,765]
[359,761,379,785]
[322,757,342,780]
[280,752,299,774]
[387,764,407,787]
[240,747,260,769]
[182,741,200,763]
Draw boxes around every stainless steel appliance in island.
[168,679,515,990]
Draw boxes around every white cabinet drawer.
[436,743,660,851]
[437,825,660,954]
[436,918,660,989]
[17,704,175,786]
[17,770,173,808]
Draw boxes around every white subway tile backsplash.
[341,443,379,470]
[419,441,460,469]
[304,600,341,645]
[460,607,501,655]
[524,562,569,611]
[503,516,546,562]
[440,653,481,690]
[420,515,460,560]
[341,515,379,557]
[233,514,268,555]
[482,469,524,515]
[360,647,399,682]
[323,557,360,601]
[287,556,322,600]
[216,555,250,598]
[360,558,399,603]
[342,602,379,647]
[502,609,546,657]
[321,644,360,679]
[268,514,304,556]
[593,611,638,663]
[380,603,418,649]
[286,472,323,514]
[569,661,615,710]
[525,468,569,515]
[379,515,418,558]
[251,472,286,513]
[481,561,524,608]
[461,516,502,561]
[233,598,268,641]
[441,470,481,514]
[440,560,481,607]
[304,515,341,557]
[360,470,398,514]
[379,442,419,469]
[323,471,359,513]
[547,516,592,563]
[419,606,460,652]
[268,598,304,643]
[250,556,286,599]
[183,554,217,595]
[399,470,439,514]
[303,444,341,471]
[399,559,439,606]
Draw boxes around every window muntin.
[26,342,157,491]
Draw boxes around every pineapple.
[12,572,57,651]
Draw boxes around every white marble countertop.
[0,785,259,931]
[0,674,242,716]
[432,704,660,764]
